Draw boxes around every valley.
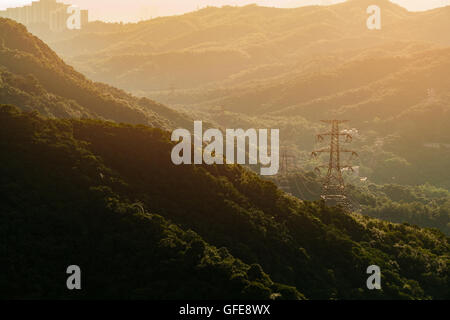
[0,0,448,300]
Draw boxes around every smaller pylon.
[279,149,296,176]
[277,149,296,193]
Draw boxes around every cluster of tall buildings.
[0,0,88,32]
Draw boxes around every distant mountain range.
[0,18,191,130]
[14,1,447,189]
[0,4,449,299]
[43,0,450,95]
[40,1,450,143]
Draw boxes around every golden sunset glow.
[1,0,449,302]
[1,0,449,22]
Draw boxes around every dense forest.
[1,105,448,299]
[0,1,449,300]
[0,104,301,300]
[270,172,450,235]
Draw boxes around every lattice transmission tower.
[312,120,358,211]
[276,149,296,193]
[279,149,296,177]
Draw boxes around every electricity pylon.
[279,149,296,176]
[312,120,358,211]
[277,149,296,194]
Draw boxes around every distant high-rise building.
[0,0,89,32]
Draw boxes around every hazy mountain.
[37,2,450,191]
[181,47,450,123]
[43,1,450,95]
[1,1,449,300]
[3,2,448,189]
[0,18,191,129]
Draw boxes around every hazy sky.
[1,0,449,22]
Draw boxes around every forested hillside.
[0,104,301,300]
[269,172,450,235]
[0,18,190,129]
[1,1,448,301]
[1,105,448,299]
[39,1,450,188]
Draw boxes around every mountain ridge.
[0,18,192,129]
[1,104,449,299]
